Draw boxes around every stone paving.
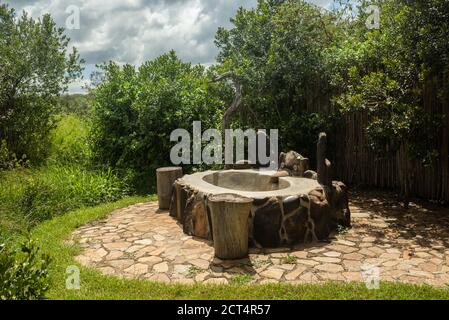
[72,191,449,286]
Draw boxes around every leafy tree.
[90,51,224,192]
[215,0,448,205]
[214,0,339,163]
[330,0,447,206]
[0,4,83,163]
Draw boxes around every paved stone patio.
[72,191,449,286]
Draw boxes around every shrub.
[0,240,51,300]
[0,140,29,171]
[48,114,92,166]
[90,51,224,193]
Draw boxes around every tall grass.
[0,165,128,243]
[0,113,130,243]
[48,114,92,166]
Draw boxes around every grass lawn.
[30,196,449,300]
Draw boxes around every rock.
[343,253,364,260]
[299,272,319,283]
[419,263,438,273]
[106,251,124,260]
[153,262,169,273]
[343,272,363,282]
[279,151,301,169]
[103,242,131,251]
[260,267,284,280]
[308,194,334,240]
[138,256,163,265]
[108,259,135,270]
[124,263,148,275]
[285,266,308,281]
[192,195,210,239]
[135,239,153,245]
[313,257,341,263]
[173,264,190,274]
[330,181,351,227]
[169,182,178,218]
[191,259,210,269]
[291,251,308,259]
[84,248,107,262]
[304,170,317,180]
[315,263,344,273]
[342,259,362,271]
[253,199,282,247]
[181,191,212,240]
[282,196,301,215]
[323,251,341,258]
[336,239,356,247]
[283,208,308,244]
[252,197,270,206]
[278,151,309,176]
[195,272,209,282]
[153,234,166,241]
[271,171,290,181]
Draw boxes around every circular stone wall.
[169,169,350,248]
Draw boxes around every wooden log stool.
[208,193,253,260]
[156,167,183,210]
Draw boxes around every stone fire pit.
[169,133,351,248]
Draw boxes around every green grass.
[29,197,449,300]
[281,255,298,265]
[0,165,127,243]
[0,113,130,244]
[48,114,92,166]
[187,266,205,278]
[230,274,254,285]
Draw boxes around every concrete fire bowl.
[169,169,350,248]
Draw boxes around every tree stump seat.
[156,167,183,210]
[208,193,253,260]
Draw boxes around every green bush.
[0,140,29,170]
[90,51,224,193]
[0,240,51,300]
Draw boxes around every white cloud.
[5,0,334,93]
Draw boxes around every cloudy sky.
[5,0,333,93]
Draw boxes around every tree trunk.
[208,193,253,260]
[211,72,243,137]
[156,167,183,210]
[317,132,332,187]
